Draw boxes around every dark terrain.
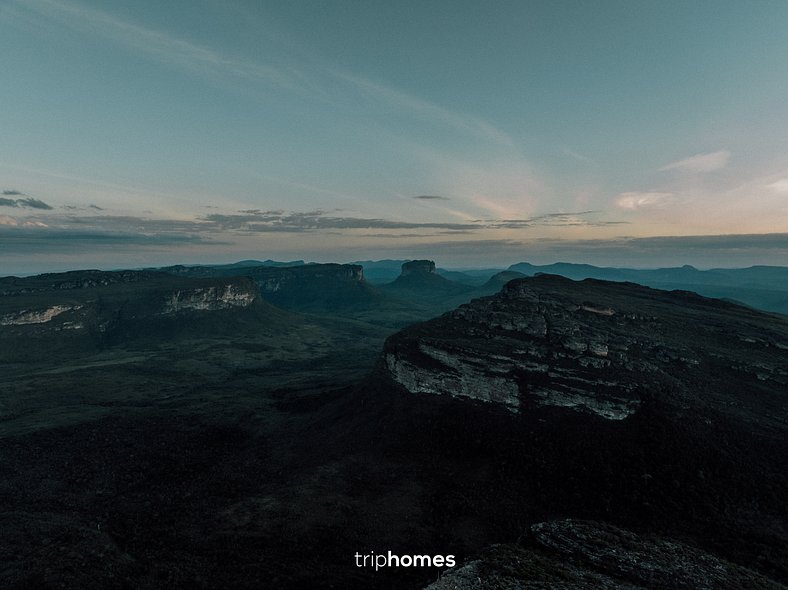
[1,261,786,589]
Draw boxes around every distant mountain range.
[145,258,788,316]
[508,261,788,315]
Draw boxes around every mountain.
[353,275,787,582]
[508,262,788,315]
[383,274,787,421]
[153,259,305,277]
[475,270,526,294]
[349,259,411,283]
[0,270,288,362]
[248,263,387,312]
[156,261,400,314]
[3,267,786,588]
[380,260,475,301]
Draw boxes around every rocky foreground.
[427,520,785,590]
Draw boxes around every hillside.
[508,262,788,315]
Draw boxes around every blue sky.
[2,0,788,273]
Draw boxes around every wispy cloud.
[473,211,626,229]
[202,210,477,232]
[413,195,450,201]
[0,196,54,210]
[767,178,788,193]
[18,1,515,149]
[0,208,626,255]
[0,226,213,253]
[660,150,731,173]
[334,71,515,147]
[202,209,623,233]
[20,0,298,90]
[562,148,598,166]
[615,192,674,210]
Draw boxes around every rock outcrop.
[237,263,384,312]
[0,271,268,361]
[381,259,473,301]
[401,259,436,276]
[425,520,785,589]
[251,263,364,294]
[160,283,257,313]
[383,274,788,421]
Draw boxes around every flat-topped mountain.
[401,259,437,275]
[381,259,474,300]
[0,270,286,361]
[156,262,386,313]
[347,275,787,582]
[155,259,305,277]
[383,274,787,423]
[249,263,383,312]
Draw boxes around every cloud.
[17,197,53,210]
[203,210,477,232]
[413,195,450,200]
[19,1,513,150]
[21,0,297,90]
[473,211,626,229]
[201,209,624,233]
[660,150,731,173]
[0,225,219,255]
[0,208,628,263]
[767,179,788,193]
[562,148,598,166]
[334,71,515,147]
[2,190,25,196]
[0,196,54,209]
[615,192,674,210]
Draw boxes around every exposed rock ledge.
[0,304,83,326]
[425,519,784,589]
[382,274,788,421]
[161,284,257,313]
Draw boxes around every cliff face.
[401,259,436,276]
[250,264,365,294]
[382,259,473,301]
[161,284,257,313]
[237,263,383,312]
[382,274,788,422]
[0,271,263,360]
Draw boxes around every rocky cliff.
[381,259,473,301]
[0,270,267,361]
[237,263,385,312]
[426,520,785,589]
[383,274,788,422]
[355,275,787,584]
[401,259,436,276]
[251,263,364,294]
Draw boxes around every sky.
[2,0,788,274]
